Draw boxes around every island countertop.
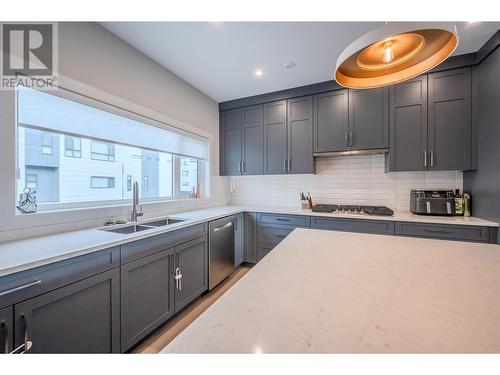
[162,228,500,353]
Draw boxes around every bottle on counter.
[454,189,464,216]
[463,193,471,217]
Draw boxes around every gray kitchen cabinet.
[310,217,395,235]
[386,75,428,171]
[313,89,349,153]
[0,306,13,354]
[428,67,472,171]
[14,268,120,353]
[120,248,175,352]
[348,87,389,150]
[173,236,208,312]
[220,108,242,176]
[395,221,496,243]
[287,96,314,174]
[264,100,288,174]
[243,212,258,264]
[242,105,264,175]
[234,213,244,267]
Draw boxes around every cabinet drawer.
[258,225,294,246]
[121,223,207,264]
[311,217,395,235]
[257,213,310,227]
[395,222,494,243]
[0,247,119,309]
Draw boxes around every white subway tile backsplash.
[230,155,463,212]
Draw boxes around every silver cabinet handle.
[0,280,41,297]
[344,130,348,146]
[287,158,291,172]
[430,151,434,167]
[283,159,287,172]
[174,267,182,291]
[423,151,427,167]
[1,321,7,354]
[241,161,245,173]
[275,218,291,222]
[213,221,233,232]
[349,130,353,147]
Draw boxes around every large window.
[16,87,208,210]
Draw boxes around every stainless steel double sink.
[99,218,186,234]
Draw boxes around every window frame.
[64,135,82,158]
[41,132,53,155]
[90,176,116,189]
[90,140,115,162]
[13,82,212,215]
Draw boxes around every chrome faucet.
[131,181,143,222]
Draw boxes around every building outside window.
[91,140,115,161]
[41,132,53,154]
[64,136,82,158]
[91,176,115,189]
[25,174,38,190]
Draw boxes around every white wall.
[0,22,229,243]
[229,155,463,212]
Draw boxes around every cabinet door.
[387,76,428,171]
[349,87,388,150]
[220,109,242,176]
[120,249,174,351]
[264,101,287,174]
[14,268,120,353]
[242,105,264,175]
[174,236,208,312]
[0,306,13,354]
[428,67,472,171]
[243,212,257,264]
[234,213,244,267]
[287,96,314,174]
[313,90,349,153]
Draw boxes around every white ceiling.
[101,22,500,102]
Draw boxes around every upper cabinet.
[263,97,314,175]
[313,90,348,153]
[220,105,264,176]
[287,96,314,174]
[386,75,428,171]
[428,67,472,171]
[386,67,473,172]
[220,66,476,176]
[263,101,287,174]
[313,87,388,154]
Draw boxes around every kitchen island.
[162,228,500,353]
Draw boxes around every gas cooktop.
[312,204,394,216]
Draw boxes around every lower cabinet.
[0,306,13,354]
[395,221,496,243]
[173,237,208,312]
[14,268,120,353]
[310,217,395,235]
[234,213,244,267]
[120,248,175,351]
[243,213,258,264]
[120,236,208,352]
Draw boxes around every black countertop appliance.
[410,190,455,216]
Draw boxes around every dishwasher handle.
[212,221,233,232]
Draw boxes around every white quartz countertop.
[0,205,497,278]
[162,228,500,353]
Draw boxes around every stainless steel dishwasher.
[208,216,235,290]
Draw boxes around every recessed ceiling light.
[255,69,264,77]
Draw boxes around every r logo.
[2,23,54,76]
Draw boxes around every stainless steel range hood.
[313,148,388,158]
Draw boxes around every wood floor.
[132,265,251,354]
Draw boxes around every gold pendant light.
[335,23,459,89]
